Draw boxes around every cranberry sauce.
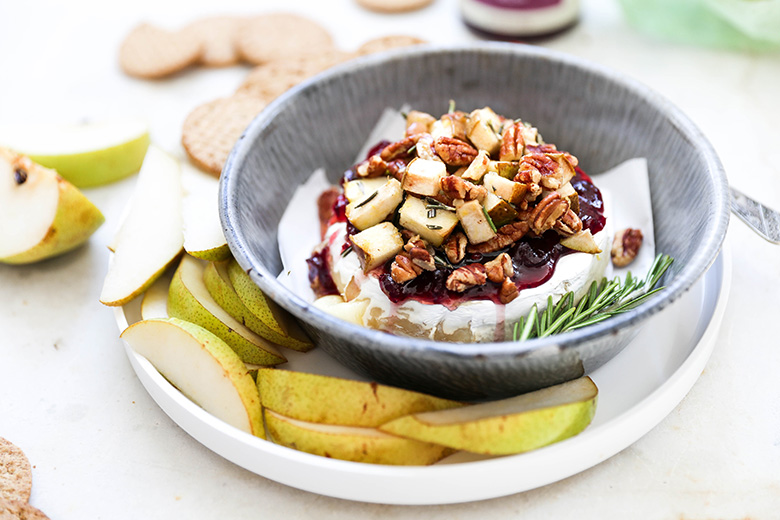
[379,171,605,306]
[307,247,340,298]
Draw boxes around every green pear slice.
[227,258,313,350]
[140,269,173,320]
[181,163,230,261]
[265,410,450,465]
[204,260,313,351]
[121,317,264,437]
[259,368,462,427]
[0,148,104,264]
[100,145,183,306]
[0,118,150,187]
[168,254,286,366]
[379,376,598,455]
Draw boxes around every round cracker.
[0,499,49,520]
[119,23,202,79]
[356,0,433,13]
[183,16,245,67]
[182,95,269,176]
[357,35,427,55]
[0,438,31,504]
[237,13,334,65]
[237,50,355,100]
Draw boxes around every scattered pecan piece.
[553,209,583,237]
[443,231,468,264]
[408,245,436,271]
[391,254,422,283]
[385,159,406,182]
[380,135,419,161]
[528,192,570,235]
[484,253,514,283]
[434,136,478,166]
[517,153,559,189]
[403,234,426,252]
[445,263,487,292]
[468,221,530,254]
[525,143,558,154]
[499,122,525,161]
[440,175,487,203]
[414,133,439,161]
[611,228,643,267]
[499,277,519,304]
[356,154,389,178]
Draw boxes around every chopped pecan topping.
[518,153,559,189]
[525,143,557,154]
[409,246,436,271]
[441,175,486,203]
[468,221,530,254]
[499,277,519,304]
[611,228,643,267]
[356,154,389,178]
[445,263,487,292]
[414,133,439,161]
[380,135,419,161]
[443,231,467,264]
[484,253,514,283]
[391,254,422,283]
[499,122,526,161]
[553,209,583,237]
[385,159,406,182]
[434,136,478,166]
[528,192,570,235]
[403,234,427,252]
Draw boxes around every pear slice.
[312,295,369,326]
[379,376,598,455]
[0,148,104,264]
[121,317,264,437]
[264,410,450,465]
[100,145,184,306]
[181,163,230,261]
[258,368,462,427]
[140,269,173,320]
[204,260,314,352]
[227,258,313,351]
[0,118,150,188]
[168,254,286,366]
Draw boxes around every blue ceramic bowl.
[220,44,728,400]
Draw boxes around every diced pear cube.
[345,178,403,230]
[405,110,436,134]
[556,182,579,214]
[343,177,391,204]
[456,200,496,244]
[350,222,404,272]
[401,158,447,197]
[466,108,501,155]
[483,172,527,205]
[398,196,459,247]
[430,119,453,139]
[483,192,518,227]
[461,150,490,182]
[560,229,601,254]
[488,160,519,179]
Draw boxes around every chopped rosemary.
[482,206,497,233]
[341,246,353,257]
[426,224,443,230]
[400,110,409,119]
[448,99,456,113]
[354,190,378,208]
[425,197,455,211]
[427,208,437,218]
[512,254,674,342]
[406,144,417,155]
[434,253,453,268]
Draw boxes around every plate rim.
[115,246,731,505]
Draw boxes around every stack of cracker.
[0,437,48,519]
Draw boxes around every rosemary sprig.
[425,198,455,212]
[354,190,378,208]
[482,206,497,233]
[513,254,674,342]
[448,99,456,113]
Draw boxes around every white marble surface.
[1,0,779,518]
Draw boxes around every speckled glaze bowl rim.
[220,42,729,359]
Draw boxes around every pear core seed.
[14,168,27,185]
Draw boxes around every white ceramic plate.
[116,248,731,505]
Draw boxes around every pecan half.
[380,135,419,161]
[441,175,487,203]
[528,192,570,235]
[356,154,389,178]
[525,143,558,154]
[484,253,514,283]
[391,254,422,283]
[434,136,478,166]
[468,221,530,254]
[611,228,643,267]
[445,263,487,292]
[443,231,468,264]
[553,209,583,237]
[499,277,519,304]
[409,246,436,271]
[517,153,558,188]
[499,122,525,161]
